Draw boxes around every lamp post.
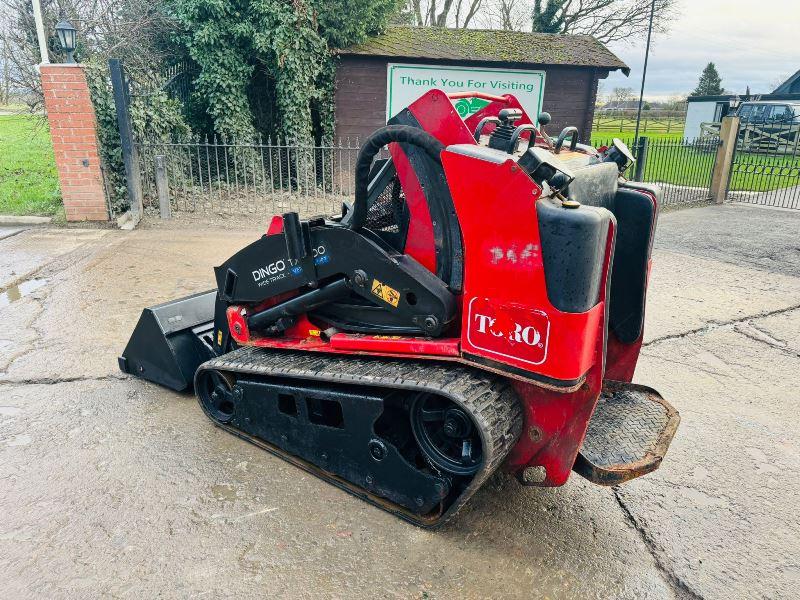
[31,0,49,64]
[54,18,77,64]
[633,0,656,151]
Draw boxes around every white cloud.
[602,0,799,99]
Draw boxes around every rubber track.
[197,345,523,527]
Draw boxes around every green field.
[0,114,62,216]
[592,116,686,143]
[589,132,799,193]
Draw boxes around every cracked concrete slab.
[741,310,800,356]
[1,202,799,598]
[644,202,800,346]
[0,380,672,599]
[0,228,109,290]
[632,321,800,600]
[0,229,259,383]
[0,226,28,242]
[653,203,800,276]
[644,251,800,344]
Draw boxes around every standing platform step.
[574,381,680,485]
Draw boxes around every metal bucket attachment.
[574,381,680,485]
[118,290,217,391]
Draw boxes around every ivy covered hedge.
[85,0,399,212]
[173,0,399,142]
[85,58,191,214]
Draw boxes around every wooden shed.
[334,26,629,143]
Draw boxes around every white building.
[683,95,733,138]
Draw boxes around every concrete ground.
[1,203,798,599]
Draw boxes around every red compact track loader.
[120,90,679,527]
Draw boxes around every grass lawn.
[592,116,686,143]
[0,114,62,216]
[588,132,800,192]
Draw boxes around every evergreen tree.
[691,62,724,96]
[532,0,566,33]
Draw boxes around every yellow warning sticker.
[217,330,223,345]
[308,329,321,337]
[371,278,401,307]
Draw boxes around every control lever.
[488,109,525,151]
[537,112,552,128]
[498,108,523,123]
[473,109,523,142]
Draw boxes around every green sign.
[387,63,546,121]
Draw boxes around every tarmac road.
[1,203,799,599]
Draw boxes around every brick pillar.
[40,64,109,221]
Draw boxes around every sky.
[602,0,800,101]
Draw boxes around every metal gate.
[727,117,800,209]
[108,58,192,222]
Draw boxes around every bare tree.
[477,0,529,30]
[2,0,179,111]
[610,86,634,106]
[455,0,483,27]
[1,20,10,105]
[406,0,677,43]
[409,0,483,27]
[535,0,677,44]
[664,94,687,112]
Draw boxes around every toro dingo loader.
[120,90,679,527]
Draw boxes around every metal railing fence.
[594,136,720,206]
[127,59,196,107]
[135,136,362,218]
[726,117,800,208]
[136,134,725,217]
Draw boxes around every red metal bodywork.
[224,89,656,486]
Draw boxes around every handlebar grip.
[554,127,579,154]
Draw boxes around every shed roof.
[773,69,800,94]
[339,26,630,75]
[688,93,800,103]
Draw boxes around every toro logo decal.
[467,297,549,366]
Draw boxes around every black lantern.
[55,19,77,63]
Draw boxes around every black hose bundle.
[350,125,444,231]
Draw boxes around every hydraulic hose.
[350,125,444,231]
